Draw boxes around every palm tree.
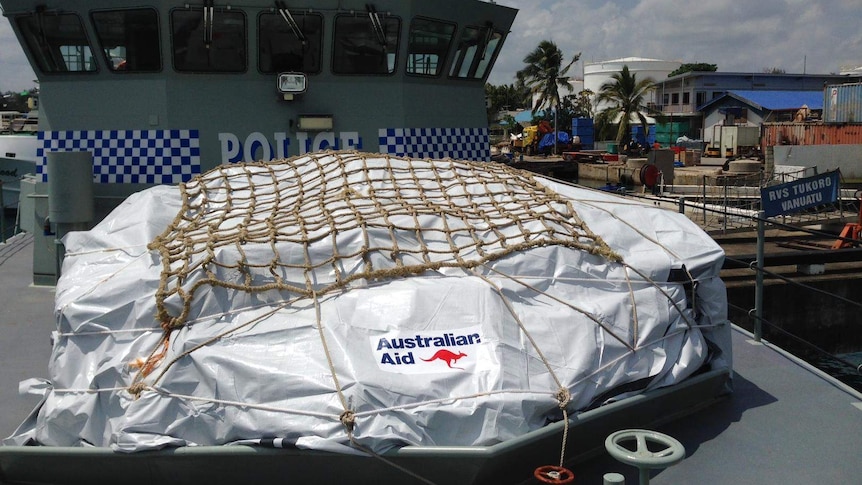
[595,65,662,144]
[516,41,580,115]
[516,41,580,154]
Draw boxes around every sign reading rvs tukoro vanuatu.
[760,171,841,218]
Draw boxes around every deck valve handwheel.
[605,429,685,468]
[533,465,575,484]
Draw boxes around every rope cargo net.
[134,151,634,471]
[31,151,722,484]
[148,151,622,331]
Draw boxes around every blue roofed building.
[699,90,825,124]
[653,71,862,141]
[651,72,862,180]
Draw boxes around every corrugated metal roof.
[728,90,824,110]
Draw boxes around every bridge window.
[449,25,503,80]
[171,8,246,72]
[92,8,161,72]
[332,11,400,75]
[15,12,97,73]
[406,18,455,77]
[258,10,323,74]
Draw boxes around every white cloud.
[0,1,859,91]
[487,0,862,84]
[0,17,36,92]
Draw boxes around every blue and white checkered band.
[36,130,202,184]
[378,128,490,161]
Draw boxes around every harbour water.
[1,209,19,243]
[816,351,862,391]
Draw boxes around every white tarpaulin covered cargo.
[5,151,730,454]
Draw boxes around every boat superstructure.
[1,0,515,191]
[0,0,517,281]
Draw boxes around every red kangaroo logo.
[422,349,468,369]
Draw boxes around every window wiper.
[203,0,214,47]
[365,4,387,49]
[480,22,495,60]
[34,6,62,70]
[274,1,307,46]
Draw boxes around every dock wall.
[578,162,723,186]
[773,144,862,181]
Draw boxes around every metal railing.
[644,166,853,234]
[627,181,862,388]
[1,180,4,244]
[724,210,861,387]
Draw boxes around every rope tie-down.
[128,151,646,483]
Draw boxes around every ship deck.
[2,233,861,484]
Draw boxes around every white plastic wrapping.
[4,153,730,454]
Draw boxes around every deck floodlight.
[277,72,307,94]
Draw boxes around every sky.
[486,0,862,86]
[1,0,861,92]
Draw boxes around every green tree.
[485,82,530,121]
[568,89,594,119]
[516,40,580,115]
[595,65,662,144]
[1,89,35,112]
[668,63,718,77]
[549,90,594,134]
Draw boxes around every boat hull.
[0,368,729,485]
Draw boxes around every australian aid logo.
[370,326,482,375]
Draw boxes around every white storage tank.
[584,57,681,112]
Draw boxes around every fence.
[649,166,855,234]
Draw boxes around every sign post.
[760,171,840,218]
[756,171,841,342]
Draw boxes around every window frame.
[91,7,162,73]
[170,7,248,73]
[447,24,504,81]
[257,10,324,75]
[331,12,402,76]
[15,11,99,74]
[405,16,456,78]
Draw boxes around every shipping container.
[571,119,594,136]
[823,83,862,123]
[656,121,690,135]
[572,137,594,150]
[762,123,862,146]
[721,126,759,147]
[571,118,595,149]
[631,125,656,145]
[655,133,675,145]
[571,118,594,129]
